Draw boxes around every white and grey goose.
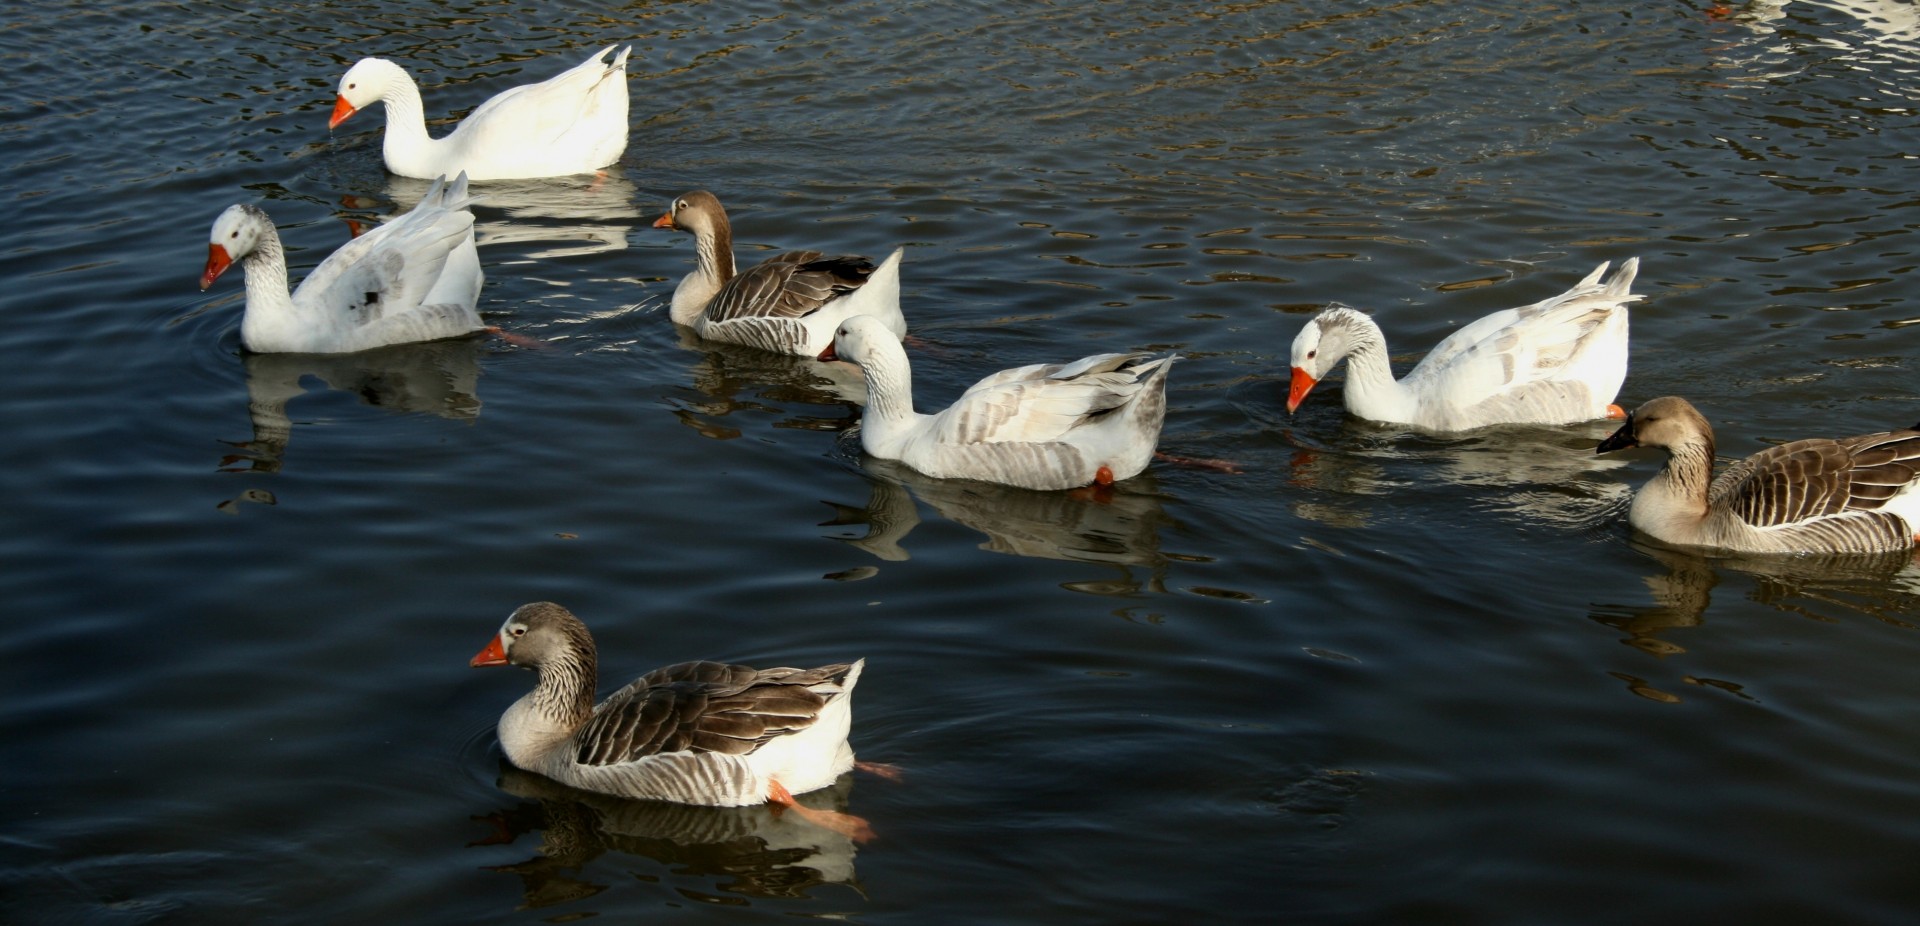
[470,602,872,838]
[1287,259,1640,431]
[1597,395,1920,554]
[819,314,1176,491]
[652,190,905,357]
[199,173,485,354]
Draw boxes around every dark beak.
[1596,413,1638,455]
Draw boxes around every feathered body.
[471,602,862,807]
[332,45,630,181]
[1598,396,1920,554]
[1288,259,1640,431]
[654,190,905,357]
[199,173,484,354]
[822,314,1174,491]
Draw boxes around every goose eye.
[347,82,356,90]
[510,626,526,637]
[1307,349,1317,359]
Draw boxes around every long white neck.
[1333,315,1415,421]
[373,69,438,179]
[498,649,595,770]
[849,334,923,458]
[234,229,304,352]
[669,224,734,325]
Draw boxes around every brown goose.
[470,602,870,836]
[652,190,906,357]
[1597,396,1920,554]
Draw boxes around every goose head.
[651,190,728,239]
[331,57,409,130]
[200,204,271,290]
[1597,396,1714,456]
[818,313,896,364]
[1287,305,1371,413]
[469,601,596,670]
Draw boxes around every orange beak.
[1286,367,1317,414]
[328,95,357,130]
[470,634,508,668]
[651,211,675,230]
[200,243,233,291]
[817,342,839,362]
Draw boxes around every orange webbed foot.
[855,760,906,782]
[1154,450,1244,474]
[768,780,877,844]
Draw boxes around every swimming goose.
[1287,258,1640,431]
[199,173,485,354]
[470,602,867,826]
[653,190,905,357]
[331,45,630,181]
[1597,395,1920,554]
[819,314,1175,491]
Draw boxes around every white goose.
[199,173,485,354]
[471,602,871,836]
[331,45,630,181]
[653,190,905,357]
[1597,395,1920,555]
[1287,258,1641,431]
[820,314,1175,491]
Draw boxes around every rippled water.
[9,0,1920,922]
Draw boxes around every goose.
[1597,395,1920,554]
[470,602,871,838]
[1287,258,1640,432]
[331,44,630,181]
[199,173,485,354]
[819,314,1175,491]
[653,190,905,357]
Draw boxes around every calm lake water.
[9,0,1920,922]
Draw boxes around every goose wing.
[572,661,853,766]
[1712,429,1920,528]
[704,251,876,323]
[931,352,1156,445]
[1402,259,1637,402]
[295,176,476,327]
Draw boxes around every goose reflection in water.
[344,169,645,260]
[1588,540,1920,700]
[821,457,1175,570]
[219,339,482,475]
[666,327,868,440]
[473,764,863,910]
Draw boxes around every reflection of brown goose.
[470,603,870,839]
[653,191,905,357]
[1599,396,1920,554]
[477,764,861,907]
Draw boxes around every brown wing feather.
[574,660,854,766]
[1713,429,1920,528]
[704,251,874,323]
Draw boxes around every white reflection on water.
[475,764,862,911]
[221,339,485,475]
[821,456,1176,570]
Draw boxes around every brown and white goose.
[652,190,906,357]
[1597,395,1920,554]
[470,602,869,836]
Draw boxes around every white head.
[819,313,897,365]
[1287,305,1372,413]
[200,204,271,291]
[331,57,409,129]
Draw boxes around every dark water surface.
[9,0,1920,922]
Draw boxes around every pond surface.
[8,0,1920,923]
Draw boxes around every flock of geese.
[196,43,1920,834]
